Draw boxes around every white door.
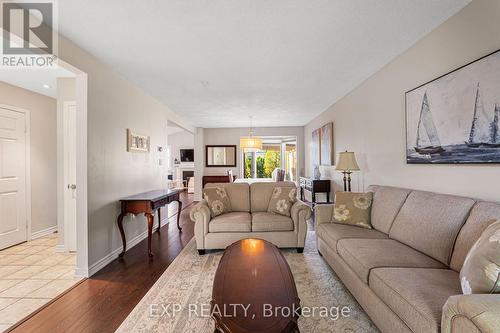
[0,107,27,250]
[64,102,77,252]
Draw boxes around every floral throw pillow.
[203,187,232,218]
[460,220,500,294]
[268,187,297,217]
[333,192,373,229]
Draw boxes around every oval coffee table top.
[211,239,300,333]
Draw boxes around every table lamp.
[336,151,360,192]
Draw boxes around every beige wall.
[203,126,305,178]
[58,36,194,270]
[194,128,205,201]
[167,130,194,170]
[305,0,500,202]
[0,81,57,234]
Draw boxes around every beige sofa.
[190,182,312,254]
[316,185,500,333]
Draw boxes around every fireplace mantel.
[173,163,194,182]
[174,162,194,169]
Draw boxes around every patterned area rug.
[116,232,378,332]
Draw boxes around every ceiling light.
[42,84,51,89]
[240,116,262,152]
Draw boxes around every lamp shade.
[336,151,360,171]
[240,137,263,152]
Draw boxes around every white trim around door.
[0,104,31,248]
[63,101,77,252]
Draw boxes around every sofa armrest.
[291,200,311,247]
[189,200,211,250]
[314,204,334,226]
[442,294,500,333]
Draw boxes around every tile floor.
[0,233,81,332]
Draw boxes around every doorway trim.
[63,101,77,252]
[57,60,89,277]
[0,104,31,244]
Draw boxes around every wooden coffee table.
[211,239,300,333]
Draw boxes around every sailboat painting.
[406,49,500,164]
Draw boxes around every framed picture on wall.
[406,49,500,164]
[320,122,334,165]
[311,128,321,167]
[127,129,150,153]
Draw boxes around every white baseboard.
[160,217,170,227]
[31,226,57,240]
[55,244,65,253]
[74,267,89,278]
[87,222,161,277]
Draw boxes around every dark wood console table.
[117,189,182,257]
[202,175,236,188]
[299,177,331,205]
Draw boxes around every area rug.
[116,232,378,332]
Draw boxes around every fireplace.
[183,170,194,181]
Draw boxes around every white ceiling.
[57,0,470,127]
[0,66,75,98]
[167,120,192,135]
[0,36,75,98]
[166,125,185,136]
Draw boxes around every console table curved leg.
[156,208,161,233]
[176,200,183,231]
[146,213,154,257]
[117,213,127,257]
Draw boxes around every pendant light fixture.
[240,116,263,152]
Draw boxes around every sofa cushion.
[460,220,500,294]
[203,186,232,217]
[337,238,445,283]
[333,192,373,229]
[209,212,251,233]
[250,182,296,212]
[389,190,475,265]
[367,185,411,233]
[316,223,388,253]
[450,202,500,272]
[251,212,294,232]
[370,268,461,333]
[206,183,250,212]
[267,187,297,216]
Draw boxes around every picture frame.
[311,128,321,167]
[127,128,150,153]
[320,122,334,165]
[405,49,500,164]
[205,145,237,167]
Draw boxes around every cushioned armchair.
[442,294,500,333]
[190,182,311,254]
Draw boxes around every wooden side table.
[299,177,331,205]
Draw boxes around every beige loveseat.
[190,182,312,254]
[316,185,500,333]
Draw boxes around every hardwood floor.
[8,192,195,333]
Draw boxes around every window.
[242,139,296,180]
[284,143,297,181]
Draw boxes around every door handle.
[68,184,77,190]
